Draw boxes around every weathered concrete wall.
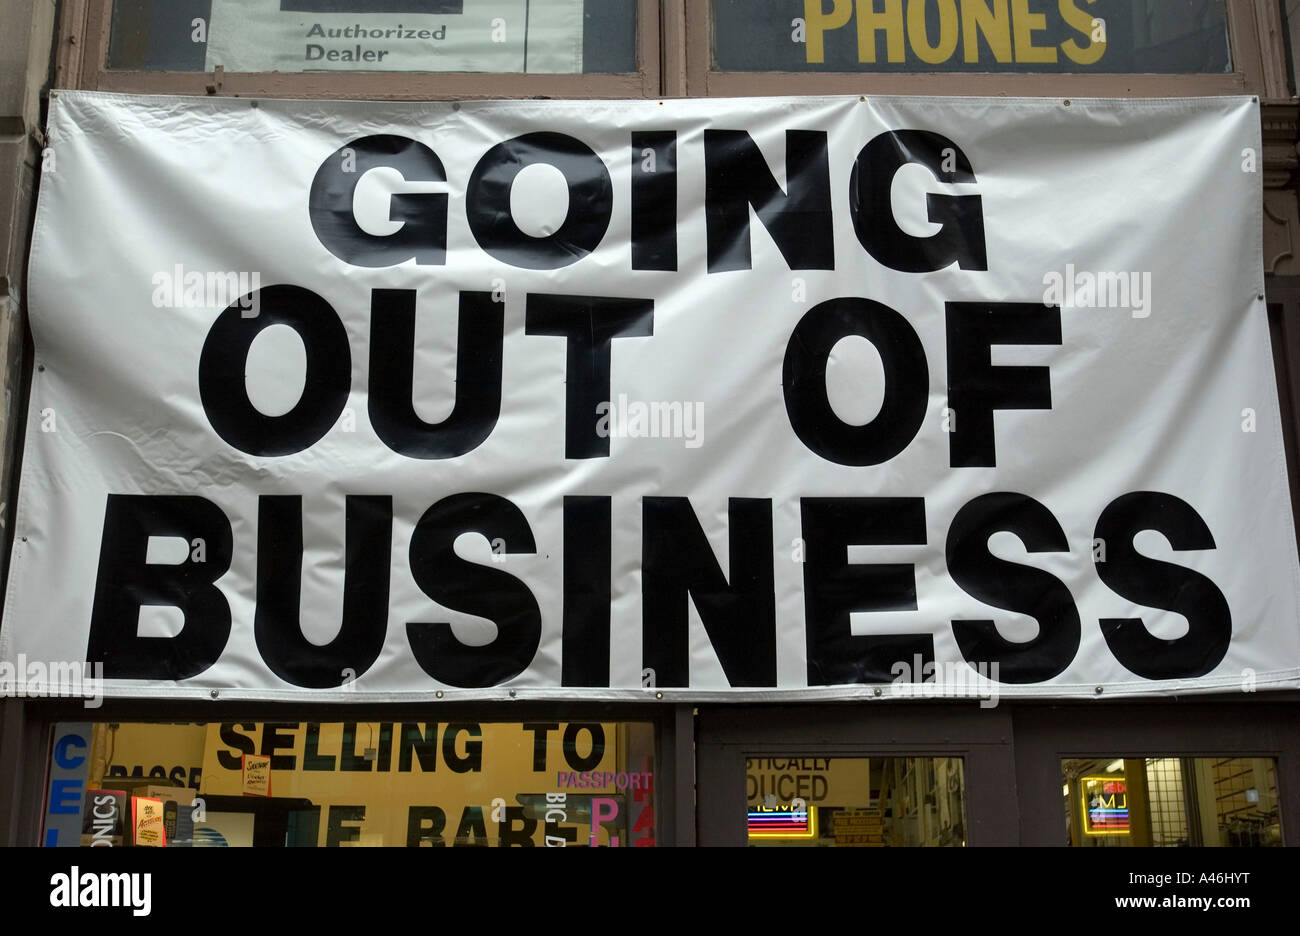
[0,0,56,847]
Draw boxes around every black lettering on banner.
[369,289,503,459]
[260,722,299,771]
[217,724,257,771]
[783,297,928,466]
[87,495,233,680]
[946,302,1060,467]
[377,723,393,771]
[704,129,833,272]
[466,132,613,269]
[308,134,447,267]
[406,493,541,688]
[407,806,446,847]
[523,722,559,770]
[631,131,678,271]
[641,497,776,687]
[443,723,483,773]
[1094,492,1232,678]
[947,492,1080,683]
[849,130,987,273]
[561,497,612,686]
[75,105,1245,702]
[398,723,438,772]
[255,495,392,687]
[199,285,351,456]
[562,723,605,771]
[801,497,932,685]
[525,294,655,459]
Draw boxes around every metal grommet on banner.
[451,102,461,111]
[873,687,882,697]
[210,689,219,699]
[1094,686,1104,695]
[435,690,444,699]
[655,691,663,700]
[1063,99,1071,107]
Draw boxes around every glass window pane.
[109,0,638,73]
[47,720,657,846]
[1062,757,1282,847]
[712,0,1231,74]
[746,756,965,847]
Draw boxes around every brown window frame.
[55,2,1295,100]
[682,0,1288,99]
[695,699,1300,846]
[59,0,664,99]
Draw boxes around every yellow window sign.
[712,0,1229,74]
[242,754,272,797]
[132,797,167,846]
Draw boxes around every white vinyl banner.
[4,90,1300,703]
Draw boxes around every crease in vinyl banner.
[6,90,1300,702]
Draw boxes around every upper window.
[61,1,1284,99]
[107,0,639,74]
[712,0,1232,74]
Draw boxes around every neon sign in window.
[1082,776,1129,836]
[747,802,816,840]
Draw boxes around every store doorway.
[695,703,1019,846]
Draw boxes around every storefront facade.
[2,1,1300,848]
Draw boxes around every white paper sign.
[205,0,584,73]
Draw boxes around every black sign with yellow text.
[713,0,1230,73]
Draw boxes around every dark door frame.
[697,696,1300,847]
[1012,699,1300,847]
[697,700,1019,846]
